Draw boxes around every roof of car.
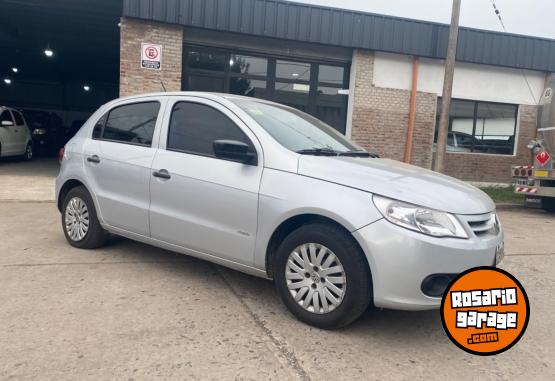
[112,92,281,107]
[117,91,256,101]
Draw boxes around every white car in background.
[0,106,33,160]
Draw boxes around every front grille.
[460,213,499,237]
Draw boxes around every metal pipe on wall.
[404,57,419,163]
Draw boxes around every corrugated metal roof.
[122,0,555,72]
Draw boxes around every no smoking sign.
[141,43,162,70]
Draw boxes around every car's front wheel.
[62,186,109,249]
[274,223,372,329]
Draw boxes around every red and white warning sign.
[141,43,162,70]
[536,151,551,166]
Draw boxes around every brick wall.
[349,50,537,182]
[442,105,538,183]
[119,18,183,97]
[350,50,437,169]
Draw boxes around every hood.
[297,156,495,215]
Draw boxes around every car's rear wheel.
[22,143,33,161]
[542,197,555,213]
[62,186,109,249]
[274,223,372,329]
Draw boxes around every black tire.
[542,198,555,213]
[22,142,33,161]
[61,186,109,249]
[274,223,372,329]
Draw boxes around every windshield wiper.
[338,150,373,158]
[296,148,340,156]
[340,150,380,158]
[297,148,380,158]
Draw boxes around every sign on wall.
[141,43,162,70]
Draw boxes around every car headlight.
[33,128,47,135]
[373,195,468,239]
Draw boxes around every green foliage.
[480,187,524,204]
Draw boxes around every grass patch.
[479,187,524,204]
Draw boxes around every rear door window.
[100,102,160,146]
[1,110,14,125]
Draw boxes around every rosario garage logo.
[441,267,529,355]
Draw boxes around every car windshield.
[231,99,364,154]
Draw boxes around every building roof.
[122,0,555,73]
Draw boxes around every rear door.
[0,110,17,155]
[149,96,263,265]
[83,98,165,236]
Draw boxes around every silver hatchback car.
[56,92,504,329]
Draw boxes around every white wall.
[373,52,546,105]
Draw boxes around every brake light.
[58,147,65,164]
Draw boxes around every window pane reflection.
[434,99,517,155]
[318,65,344,85]
[230,55,267,76]
[229,78,267,98]
[274,82,309,112]
[186,51,226,72]
[316,86,347,133]
[276,60,311,81]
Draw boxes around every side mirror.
[1,120,14,127]
[213,140,257,165]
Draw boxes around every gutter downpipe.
[404,56,419,163]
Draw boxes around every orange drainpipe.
[404,57,419,164]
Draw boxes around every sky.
[292,0,555,40]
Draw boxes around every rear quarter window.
[13,111,25,126]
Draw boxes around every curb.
[495,203,525,210]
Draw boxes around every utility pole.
[434,0,461,173]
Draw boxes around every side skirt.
[103,224,271,280]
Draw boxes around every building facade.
[119,0,555,183]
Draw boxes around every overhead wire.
[488,0,539,105]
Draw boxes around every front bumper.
[353,218,503,311]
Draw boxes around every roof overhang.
[123,0,555,73]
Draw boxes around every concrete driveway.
[0,158,58,202]
[0,201,554,380]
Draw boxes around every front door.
[83,100,164,236]
[149,97,263,265]
[11,110,29,153]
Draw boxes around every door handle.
[152,169,171,180]
[87,155,100,163]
